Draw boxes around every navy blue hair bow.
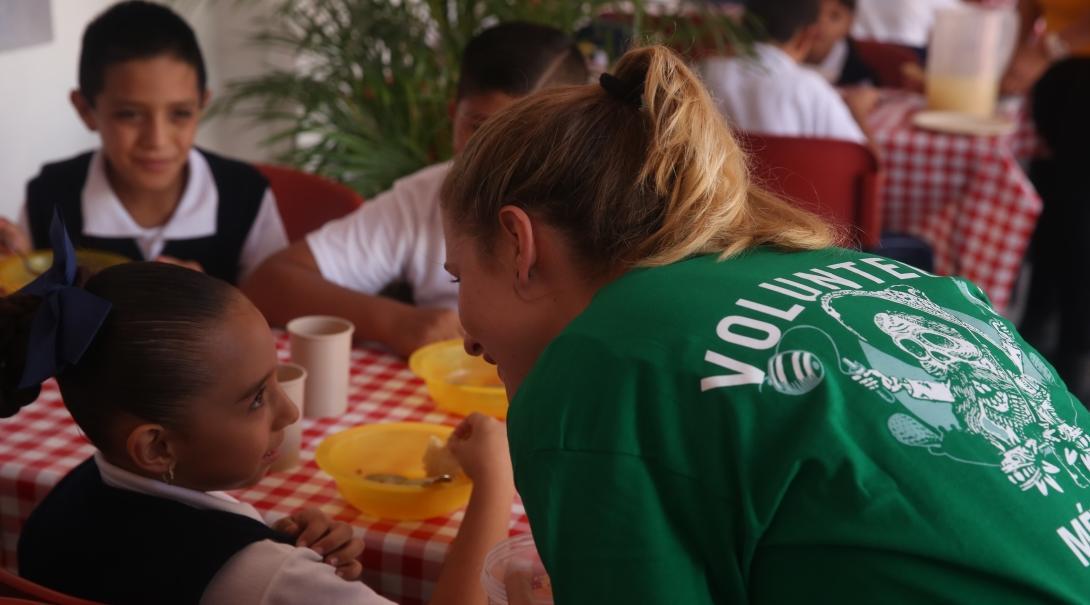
[16,212,112,389]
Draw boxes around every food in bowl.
[315,422,472,520]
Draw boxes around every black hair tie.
[599,72,644,109]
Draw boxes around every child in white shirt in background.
[852,0,962,53]
[699,0,877,144]
[244,22,589,358]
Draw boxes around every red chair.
[256,164,364,242]
[853,39,923,90]
[0,569,101,605]
[735,132,884,249]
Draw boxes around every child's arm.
[429,413,515,605]
[241,241,462,357]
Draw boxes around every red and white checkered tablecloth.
[0,333,530,605]
[868,91,1041,312]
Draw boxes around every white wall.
[0,0,112,218]
[0,0,283,219]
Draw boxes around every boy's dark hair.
[748,0,822,44]
[457,21,588,100]
[0,263,237,451]
[835,0,857,10]
[79,1,207,103]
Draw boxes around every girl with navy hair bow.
[0,217,514,605]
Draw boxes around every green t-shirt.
[509,248,1090,604]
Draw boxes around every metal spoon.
[364,473,453,487]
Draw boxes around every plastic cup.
[481,534,553,605]
[287,315,354,418]
[270,363,306,472]
[925,5,1017,117]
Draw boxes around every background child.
[243,22,589,358]
[0,1,288,284]
[699,0,875,143]
[3,250,513,604]
[805,0,879,86]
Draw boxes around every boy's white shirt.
[93,452,395,605]
[306,161,456,309]
[852,0,962,48]
[19,149,289,282]
[699,43,866,144]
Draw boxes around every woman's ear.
[497,205,537,292]
[125,424,176,478]
[69,89,98,132]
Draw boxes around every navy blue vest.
[18,457,294,605]
[24,149,268,285]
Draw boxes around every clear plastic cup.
[481,534,553,605]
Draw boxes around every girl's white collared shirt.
[94,453,394,605]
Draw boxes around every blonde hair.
[441,45,837,272]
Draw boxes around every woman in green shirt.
[441,44,1090,604]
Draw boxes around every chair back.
[853,40,922,89]
[256,164,364,242]
[0,569,101,605]
[736,132,884,249]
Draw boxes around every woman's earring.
[163,463,176,484]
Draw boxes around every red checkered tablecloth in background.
[868,92,1041,312]
[0,333,530,605]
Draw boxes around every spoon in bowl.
[364,473,453,487]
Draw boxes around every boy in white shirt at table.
[852,0,962,54]
[699,0,876,144]
[243,22,588,358]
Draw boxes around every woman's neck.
[104,161,188,229]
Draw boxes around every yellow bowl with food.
[315,422,472,520]
[409,339,508,419]
[0,249,130,293]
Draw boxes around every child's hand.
[273,508,364,580]
[841,84,879,119]
[155,255,205,273]
[390,306,464,358]
[446,413,513,489]
[0,219,30,256]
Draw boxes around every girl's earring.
[163,463,176,484]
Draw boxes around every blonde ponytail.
[441,45,837,272]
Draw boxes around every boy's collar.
[81,148,218,241]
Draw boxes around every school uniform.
[811,38,879,87]
[306,161,455,308]
[22,148,288,284]
[699,43,866,143]
[18,453,394,605]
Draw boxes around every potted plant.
[213,0,749,196]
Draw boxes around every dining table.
[867,90,1041,313]
[0,332,530,605]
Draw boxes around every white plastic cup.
[481,534,553,605]
[287,316,354,418]
[270,363,306,472]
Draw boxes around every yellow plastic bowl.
[315,422,473,520]
[409,339,508,419]
[0,249,129,293]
